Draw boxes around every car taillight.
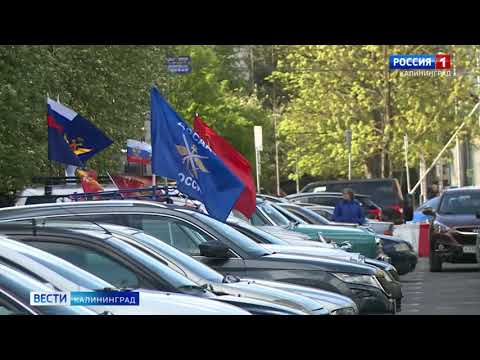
[368,208,382,221]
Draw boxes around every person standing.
[427,181,440,200]
[333,188,365,225]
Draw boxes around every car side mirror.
[339,241,352,251]
[199,240,232,258]
[422,207,435,216]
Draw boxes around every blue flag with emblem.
[150,87,244,222]
[47,98,113,167]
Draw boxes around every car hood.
[89,290,251,315]
[281,239,336,248]
[259,226,311,241]
[291,224,375,240]
[240,278,358,313]
[376,234,408,244]
[261,252,377,275]
[213,280,326,314]
[259,244,364,263]
[435,213,480,228]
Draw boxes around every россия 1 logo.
[389,54,451,70]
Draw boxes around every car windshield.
[0,264,96,315]
[128,232,225,283]
[438,191,480,215]
[257,202,291,226]
[189,212,273,257]
[230,221,289,245]
[283,206,330,225]
[105,235,208,294]
[272,204,308,224]
[0,239,113,290]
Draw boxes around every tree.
[270,45,480,183]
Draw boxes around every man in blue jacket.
[333,188,365,225]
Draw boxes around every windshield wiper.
[176,284,207,293]
[222,274,241,283]
[95,286,136,292]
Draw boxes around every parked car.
[273,203,416,275]
[411,197,440,223]
[253,199,380,259]
[0,262,98,315]
[227,217,403,310]
[422,187,480,271]
[57,221,342,315]
[0,201,397,314]
[286,192,383,221]
[300,178,404,224]
[0,235,252,315]
[0,225,305,315]
[276,202,394,236]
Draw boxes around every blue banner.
[150,87,244,221]
[70,291,140,306]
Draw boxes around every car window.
[0,264,96,315]
[24,196,61,205]
[285,206,330,225]
[312,209,334,221]
[131,215,216,256]
[190,212,272,257]
[257,202,291,226]
[130,232,225,283]
[27,242,148,289]
[309,197,338,207]
[305,180,400,207]
[250,210,270,226]
[438,192,480,215]
[0,293,30,315]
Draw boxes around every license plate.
[463,246,477,254]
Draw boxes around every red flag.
[77,169,104,193]
[110,174,153,198]
[194,115,256,218]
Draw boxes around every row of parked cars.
[0,180,418,315]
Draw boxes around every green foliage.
[271,45,480,181]
[0,45,269,194]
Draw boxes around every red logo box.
[435,54,451,70]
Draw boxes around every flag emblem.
[176,134,209,178]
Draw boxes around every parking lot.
[400,258,480,315]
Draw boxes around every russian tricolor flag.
[47,98,113,167]
[126,139,152,164]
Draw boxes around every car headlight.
[433,221,450,234]
[393,243,410,252]
[331,272,382,289]
[375,269,393,283]
[330,307,358,315]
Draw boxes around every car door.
[126,214,247,278]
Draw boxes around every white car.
[0,237,250,315]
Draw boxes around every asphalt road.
[399,257,480,315]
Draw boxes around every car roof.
[443,186,480,193]
[286,192,371,198]
[0,200,205,218]
[305,178,397,185]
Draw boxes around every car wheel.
[429,251,442,272]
